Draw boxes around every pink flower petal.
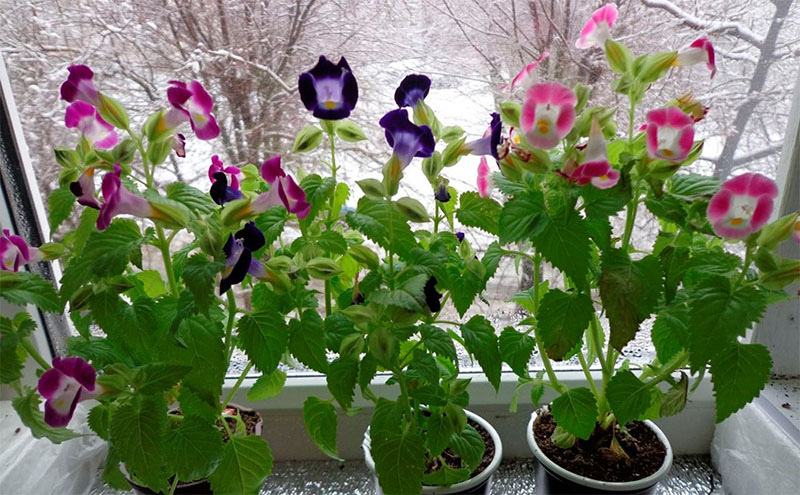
[707,189,731,223]
[750,195,774,232]
[721,173,752,195]
[591,168,620,189]
[575,4,618,50]
[713,221,751,239]
[747,173,779,198]
[477,156,492,198]
[505,51,550,91]
[260,156,285,184]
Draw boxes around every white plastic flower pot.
[363,409,503,495]
[526,408,673,495]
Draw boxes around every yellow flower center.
[536,119,550,134]
[730,217,744,226]
[661,148,674,157]
[600,174,609,181]
[324,100,337,109]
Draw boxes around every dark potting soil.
[424,419,495,481]
[533,409,666,483]
[218,407,260,443]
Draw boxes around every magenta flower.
[59,65,100,107]
[1,229,41,272]
[37,357,100,427]
[466,113,503,160]
[220,222,267,294]
[172,133,186,158]
[69,168,101,209]
[575,4,618,50]
[569,121,619,189]
[520,82,577,149]
[395,74,431,108]
[65,102,118,150]
[298,56,358,120]
[707,173,778,239]
[249,156,311,219]
[208,155,243,206]
[645,107,695,162]
[503,51,549,92]
[674,38,716,79]
[97,166,163,230]
[165,80,220,140]
[477,157,493,198]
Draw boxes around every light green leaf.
[82,218,143,278]
[110,395,168,493]
[606,370,652,427]
[537,289,593,360]
[134,270,168,298]
[0,271,61,312]
[449,425,485,470]
[550,387,597,440]
[166,182,217,215]
[165,416,223,481]
[345,198,417,259]
[457,192,501,235]
[652,304,689,363]
[254,207,289,246]
[711,342,772,423]
[303,397,341,460]
[372,430,425,495]
[247,370,287,401]
[422,464,471,487]
[293,124,323,153]
[327,358,359,410]
[11,388,84,444]
[660,372,689,417]
[318,230,348,255]
[208,435,272,495]
[289,310,329,373]
[48,186,76,232]
[460,316,501,391]
[499,327,535,376]
[238,311,289,376]
[426,409,455,457]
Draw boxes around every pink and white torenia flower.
[59,65,101,107]
[250,156,311,219]
[707,173,778,239]
[65,102,118,150]
[503,51,549,92]
[1,229,41,272]
[570,121,619,189]
[97,165,163,230]
[37,357,100,427]
[477,157,493,198]
[674,38,716,79]
[69,168,101,209]
[520,82,577,149]
[645,107,695,162]
[165,80,221,140]
[575,4,618,50]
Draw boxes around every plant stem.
[224,290,237,361]
[502,249,536,263]
[328,131,338,183]
[646,351,689,389]
[167,474,179,495]
[735,244,754,288]
[578,351,600,399]
[21,338,51,370]
[221,362,253,411]
[324,280,332,317]
[323,132,337,317]
[627,93,636,149]
[620,192,639,251]
[589,317,610,378]
[156,225,180,298]
[220,414,234,438]
[433,202,440,234]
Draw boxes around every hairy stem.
[167,474,180,495]
[156,225,180,298]
[221,362,253,411]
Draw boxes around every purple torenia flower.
[434,183,451,203]
[455,232,465,243]
[208,155,242,206]
[250,156,310,219]
[60,65,100,106]
[37,357,100,427]
[97,166,162,230]
[65,102,118,150]
[379,109,435,168]
[166,80,220,140]
[424,276,442,312]
[298,56,358,120]
[1,229,42,272]
[220,222,266,294]
[70,168,101,209]
[466,113,502,160]
[394,74,431,108]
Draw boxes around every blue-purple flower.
[424,276,442,312]
[220,222,267,294]
[1,229,42,272]
[455,232,465,243]
[394,74,431,108]
[70,168,101,209]
[465,112,502,160]
[298,56,358,120]
[434,183,451,203]
[60,65,100,107]
[208,155,243,205]
[380,109,435,168]
[37,357,100,427]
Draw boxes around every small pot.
[126,403,263,495]
[526,408,673,495]
[363,409,503,495]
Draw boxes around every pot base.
[534,461,657,495]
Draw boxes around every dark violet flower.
[208,155,242,206]
[65,101,118,150]
[434,183,451,203]
[165,80,220,140]
[424,276,442,313]
[69,168,101,209]
[60,65,100,107]
[455,232,465,243]
[394,74,431,108]
[380,109,435,168]
[37,357,100,427]
[97,165,165,230]
[220,221,267,294]
[298,56,358,120]
[1,229,41,272]
[465,112,502,160]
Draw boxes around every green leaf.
[254,207,289,246]
[238,311,289,376]
[303,397,341,460]
[87,404,110,440]
[531,204,591,288]
[134,363,191,394]
[580,180,630,218]
[247,370,287,401]
[83,218,144,278]
[660,372,689,417]
[101,447,130,490]
[711,342,772,423]
[422,464,471,486]
[460,316,501,391]
[606,369,652,427]
[537,289,593,360]
[457,192,501,235]
[11,388,84,444]
[530,380,545,407]
[165,416,223,481]
[293,124,324,153]
[0,330,22,384]
[660,246,690,303]
[426,409,456,457]
[371,273,427,311]
[208,435,272,495]
[0,271,62,312]
[499,327,535,376]
[110,395,168,493]
[669,174,721,199]
[447,261,484,317]
[67,336,130,369]
[407,350,439,385]
[345,198,416,259]
[166,182,217,215]
[327,358,359,410]
[134,270,168,298]
[687,277,767,372]
[318,230,348,255]
[550,387,597,440]
[182,255,222,314]
[289,310,329,373]
[178,387,218,423]
[48,186,76,232]
[652,304,689,363]
[598,249,661,351]
[372,430,425,495]
[299,174,335,228]
[420,325,457,363]
[449,425,485,470]
[498,191,545,245]
[172,316,226,403]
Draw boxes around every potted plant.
[446,3,800,494]
[290,59,505,494]
[0,64,324,495]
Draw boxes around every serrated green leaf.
[289,310,329,373]
[669,174,721,199]
[182,255,222,314]
[48,186,76,232]
[457,192,501,235]
[327,358,359,410]
[550,387,597,440]
[407,350,439,385]
[660,246,690,303]
[371,273,427,311]
[318,230,347,255]
[580,181,630,218]
[166,182,216,215]
[372,430,425,495]
[0,330,22,383]
[247,370,287,401]
[537,289,593,360]
[345,198,416,259]
[460,316,501,391]
[422,464,471,486]
[178,387,218,423]
[208,435,272,495]
[498,191,545,245]
[82,218,144,278]
[165,416,223,481]
[426,409,455,457]
[133,270,168,298]
[134,363,191,394]
[660,372,689,417]
[499,327,535,376]
[711,342,772,423]
[11,388,84,444]
[606,369,652,427]
[0,271,62,312]
[101,447,130,490]
[449,425,485,470]
[111,395,168,493]
[88,404,110,440]
[420,325,457,362]
[531,204,591,288]
[171,316,226,403]
[652,304,689,363]
[303,397,341,460]
[254,206,288,246]
[299,174,335,227]
[238,311,289,376]
[530,380,545,407]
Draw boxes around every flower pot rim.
[363,408,503,495]
[526,407,673,492]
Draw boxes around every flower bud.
[422,152,444,185]
[334,120,367,142]
[349,245,380,270]
[38,242,66,260]
[605,39,632,74]
[573,83,592,114]
[305,257,342,280]
[97,93,130,130]
[499,101,521,128]
[675,93,709,123]
[441,137,468,168]
[356,178,386,200]
[395,197,429,223]
[757,212,799,249]
[434,183,451,203]
[293,124,324,153]
[440,125,465,143]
